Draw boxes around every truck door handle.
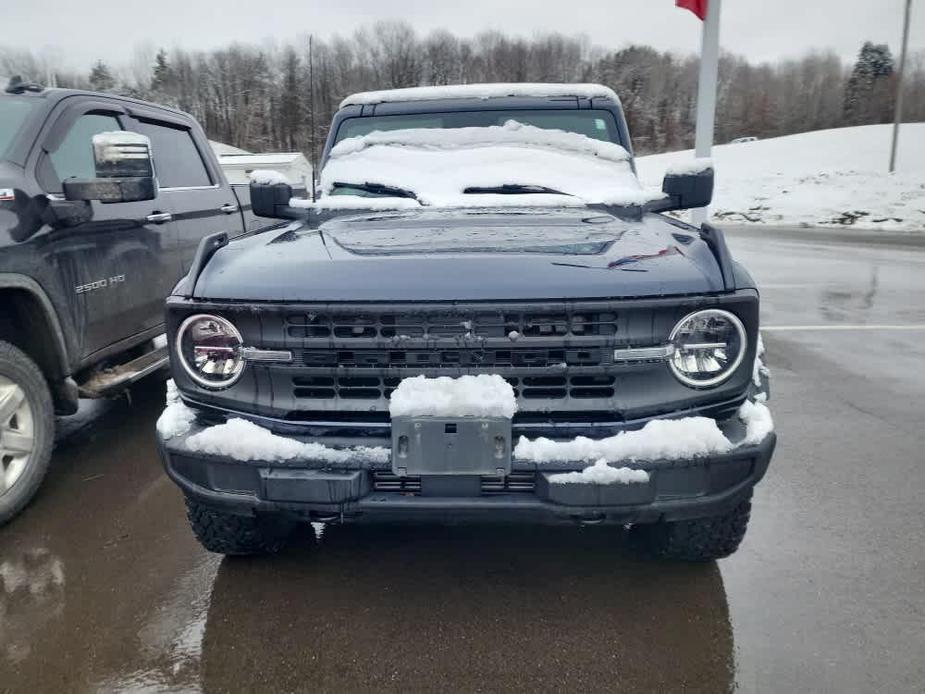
[145,212,173,224]
[219,203,238,214]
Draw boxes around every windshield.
[321,120,653,209]
[0,96,38,160]
[334,109,621,146]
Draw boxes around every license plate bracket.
[391,416,512,476]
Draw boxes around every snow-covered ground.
[637,124,925,231]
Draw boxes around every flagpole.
[692,0,722,226]
[889,0,913,174]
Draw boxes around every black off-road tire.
[186,498,294,555]
[632,495,752,562]
[0,340,54,525]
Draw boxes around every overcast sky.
[5,0,923,71]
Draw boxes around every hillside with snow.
[637,124,925,231]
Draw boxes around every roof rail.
[4,75,44,94]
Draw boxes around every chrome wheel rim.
[0,375,35,494]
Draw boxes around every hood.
[193,208,725,302]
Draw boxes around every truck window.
[335,109,621,146]
[0,96,38,160]
[48,113,122,185]
[134,120,212,188]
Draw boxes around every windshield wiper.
[463,184,573,196]
[331,181,417,199]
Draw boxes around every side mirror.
[647,164,714,213]
[63,131,158,203]
[250,181,306,220]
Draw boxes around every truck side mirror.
[63,131,158,204]
[250,181,306,220]
[647,165,714,213]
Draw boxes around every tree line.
[2,22,923,159]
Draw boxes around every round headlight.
[668,309,747,388]
[176,314,245,389]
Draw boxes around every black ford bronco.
[0,76,276,523]
[156,83,775,560]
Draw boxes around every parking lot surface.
[1,227,923,692]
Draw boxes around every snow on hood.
[340,82,621,108]
[318,120,658,209]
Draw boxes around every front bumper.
[157,418,776,526]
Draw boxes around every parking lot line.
[762,324,925,331]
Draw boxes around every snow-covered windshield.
[0,96,38,160]
[334,109,622,146]
[318,120,656,209]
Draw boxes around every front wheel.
[186,499,295,555]
[0,340,54,525]
[632,495,752,561]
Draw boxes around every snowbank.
[156,380,197,439]
[319,120,658,209]
[389,375,518,419]
[548,460,650,485]
[248,169,290,185]
[184,417,390,464]
[637,124,925,231]
[341,83,621,108]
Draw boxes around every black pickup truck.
[0,76,277,523]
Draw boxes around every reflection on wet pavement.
[202,526,732,693]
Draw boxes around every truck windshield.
[0,96,38,160]
[334,109,621,146]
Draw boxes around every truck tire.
[186,498,294,555]
[0,340,54,525]
[632,495,752,562]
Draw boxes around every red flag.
[676,0,707,20]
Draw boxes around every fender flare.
[0,273,71,378]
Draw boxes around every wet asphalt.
[1,226,924,693]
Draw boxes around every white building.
[215,151,314,191]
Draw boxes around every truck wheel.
[0,340,54,525]
[632,495,752,562]
[186,498,294,555]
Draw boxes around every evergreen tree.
[150,49,173,93]
[88,59,115,91]
[844,42,895,125]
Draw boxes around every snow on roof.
[320,120,656,208]
[341,82,621,108]
[209,140,251,156]
[331,120,630,164]
[218,152,307,166]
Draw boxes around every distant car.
[730,136,759,144]
[156,83,776,561]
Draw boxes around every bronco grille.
[293,375,616,401]
[286,309,619,339]
[222,299,716,416]
[301,347,604,369]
